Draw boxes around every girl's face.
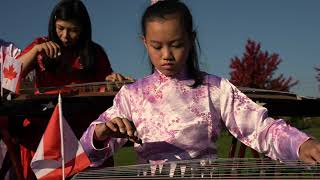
[143,15,192,76]
[55,19,81,47]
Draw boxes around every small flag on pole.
[1,57,22,94]
[30,94,91,180]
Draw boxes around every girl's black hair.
[45,0,96,73]
[141,0,203,88]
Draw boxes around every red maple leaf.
[3,65,17,80]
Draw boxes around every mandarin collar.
[152,68,194,86]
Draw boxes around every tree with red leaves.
[229,39,298,91]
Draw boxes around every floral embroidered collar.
[152,68,195,86]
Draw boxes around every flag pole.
[58,94,65,180]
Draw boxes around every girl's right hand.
[35,41,61,59]
[94,117,140,143]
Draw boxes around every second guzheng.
[3,81,319,117]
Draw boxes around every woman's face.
[143,15,192,77]
[55,19,81,47]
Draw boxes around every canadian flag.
[30,95,91,180]
[1,56,22,93]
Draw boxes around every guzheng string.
[72,158,320,179]
[63,80,134,88]
[20,80,133,94]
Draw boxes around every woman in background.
[17,0,127,179]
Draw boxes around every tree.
[229,39,298,91]
[316,66,320,90]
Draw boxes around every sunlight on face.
[55,19,81,47]
[143,15,192,76]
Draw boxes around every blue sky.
[1,0,319,97]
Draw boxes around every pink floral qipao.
[80,70,309,167]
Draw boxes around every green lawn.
[114,126,320,166]
[302,127,320,139]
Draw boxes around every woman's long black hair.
[141,0,203,87]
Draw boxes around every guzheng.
[0,81,133,122]
[20,80,133,97]
[4,82,319,117]
[1,81,134,139]
[72,158,320,179]
[236,87,320,117]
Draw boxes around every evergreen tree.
[315,66,320,91]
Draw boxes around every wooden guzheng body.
[236,87,320,117]
[2,83,320,121]
[1,81,130,131]
[72,158,320,179]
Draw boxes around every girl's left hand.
[105,72,134,82]
[299,139,320,164]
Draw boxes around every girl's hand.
[299,139,320,164]
[35,41,61,59]
[105,72,134,82]
[94,117,140,143]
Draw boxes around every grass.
[302,127,320,139]
[114,121,320,166]
[114,145,137,166]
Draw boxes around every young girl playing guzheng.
[81,0,320,167]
